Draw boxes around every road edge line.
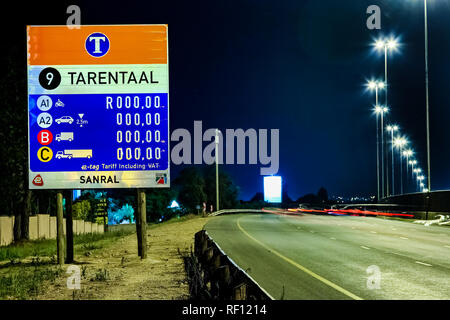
[236,216,364,301]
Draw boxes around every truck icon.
[56,149,92,159]
[56,151,72,159]
[56,132,74,142]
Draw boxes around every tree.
[0,46,31,241]
[72,200,92,220]
[297,193,319,204]
[203,166,239,210]
[173,167,207,213]
[145,188,178,222]
[317,187,329,203]
[250,192,264,202]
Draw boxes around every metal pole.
[400,146,404,194]
[215,129,220,211]
[424,0,431,192]
[375,89,380,202]
[391,130,395,195]
[381,111,385,199]
[383,45,388,198]
[406,155,409,193]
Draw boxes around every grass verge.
[0,227,135,300]
[0,214,201,300]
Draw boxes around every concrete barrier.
[75,220,84,235]
[29,216,38,240]
[0,216,14,246]
[85,222,92,234]
[0,215,105,246]
[37,214,50,239]
[49,216,56,238]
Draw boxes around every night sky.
[3,0,450,200]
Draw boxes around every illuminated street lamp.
[402,149,413,193]
[368,80,385,201]
[409,159,418,182]
[414,168,422,191]
[394,137,408,194]
[418,174,425,192]
[373,37,399,197]
[374,104,388,199]
[386,124,398,195]
[417,0,432,193]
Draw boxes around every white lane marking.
[399,237,409,240]
[360,246,370,250]
[391,252,403,256]
[415,261,432,267]
[370,231,377,234]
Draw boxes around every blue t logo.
[85,32,110,58]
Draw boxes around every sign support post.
[65,190,74,263]
[56,191,65,265]
[137,189,147,259]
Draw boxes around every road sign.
[27,25,170,189]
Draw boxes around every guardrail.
[208,209,264,217]
[188,229,273,300]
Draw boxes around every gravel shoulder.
[36,215,211,300]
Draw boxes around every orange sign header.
[27,25,168,66]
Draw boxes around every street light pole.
[368,80,385,202]
[376,107,380,202]
[390,128,395,195]
[403,150,412,193]
[380,106,387,199]
[215,129,220,212]
[424,0,432,193]
[387,125,398,195]
[374,38,398,198]
[394,137,407,194]
[384,45,388,199]
[400,145,404,194]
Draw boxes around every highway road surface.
[204,212,450,300]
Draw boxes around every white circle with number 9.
[36,95,53,112]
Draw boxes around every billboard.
[264,176,282,203]
[27,25,169,189]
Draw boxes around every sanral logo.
[32,174,44,186]
[85,32,110,58]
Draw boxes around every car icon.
[55,116,73,124]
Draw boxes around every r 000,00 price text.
[117,147,161,161]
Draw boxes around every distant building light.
[168,200,180,208]
[264,176,282,203]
